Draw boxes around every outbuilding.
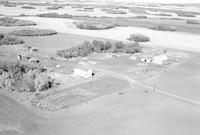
[73,67,94,78]
[152,54,168,65]
[17,54,22,61]
[22,46,38,52]
[129,56,137,60]
[140,57,152,63]
[30,47,39,52]
[29,57,40,64]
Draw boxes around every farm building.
[22,46,32,51]
[17,54,31,61]
[152,54,168,65]
[17,54,22,61]
[29,57,40,64]
[140,57,152,63]
[73,67,94,78]
[129,56,138,60]
[105,53,118,58]
[22,46,38,52]
[30,47,39,52]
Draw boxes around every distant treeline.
[47,5,64,10]
[0,17,36,26]
[21,6,36,9]
[73,21,115,30]
[150,25,176,31]
[186,19,200,24]
[37,13,72,18]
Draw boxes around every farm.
[0,1,200,135]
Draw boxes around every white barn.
[152,55,168,65]
[73,68,93,78]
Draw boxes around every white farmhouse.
[73,67,94,78]
[152,54,168,65]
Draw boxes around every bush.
[186,19,200,24]
[20,70,40,92]
[34,73,54,92]
[154,13,172,16]
[129,8,148,14]
[169,18,185,21]
[0,72,10,89]
[0,17,36,26]
[134,15,148,19]
[150,25,176,31]
[10,29,57,36]
[0,61,54,92]
[73,21,115,30]
[82,7,94,12]
[0,34,24,45]
[0,1,17,7]
[56,40,142,59]
[19,14,27,17]
[127,33,150,42]
[177,13,196,17]
[37,13,72,18]
[47,5,63,10]
[21,6,35,9]
[101,8,127,14]
[71,4,82,8]
[3,3,17,7]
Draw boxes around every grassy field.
[0,94,43,135]
[0,24,200,135]
[156,53,200,102]
[18,33,108,57]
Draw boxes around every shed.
[30,47,39,52]
[22,46,38,52]
[129,56,137,60]
[106,53,118,58]
[29,58,40,64]
[141,57,152,63]
[22,46,32,51]
[152,55,168,65]
[17,55,22,61]
[73,67,94,78]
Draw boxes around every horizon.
[5,0,200,4]
[111,0,200,4]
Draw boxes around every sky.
[112,0,200,3]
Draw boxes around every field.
[0,1,200,135]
